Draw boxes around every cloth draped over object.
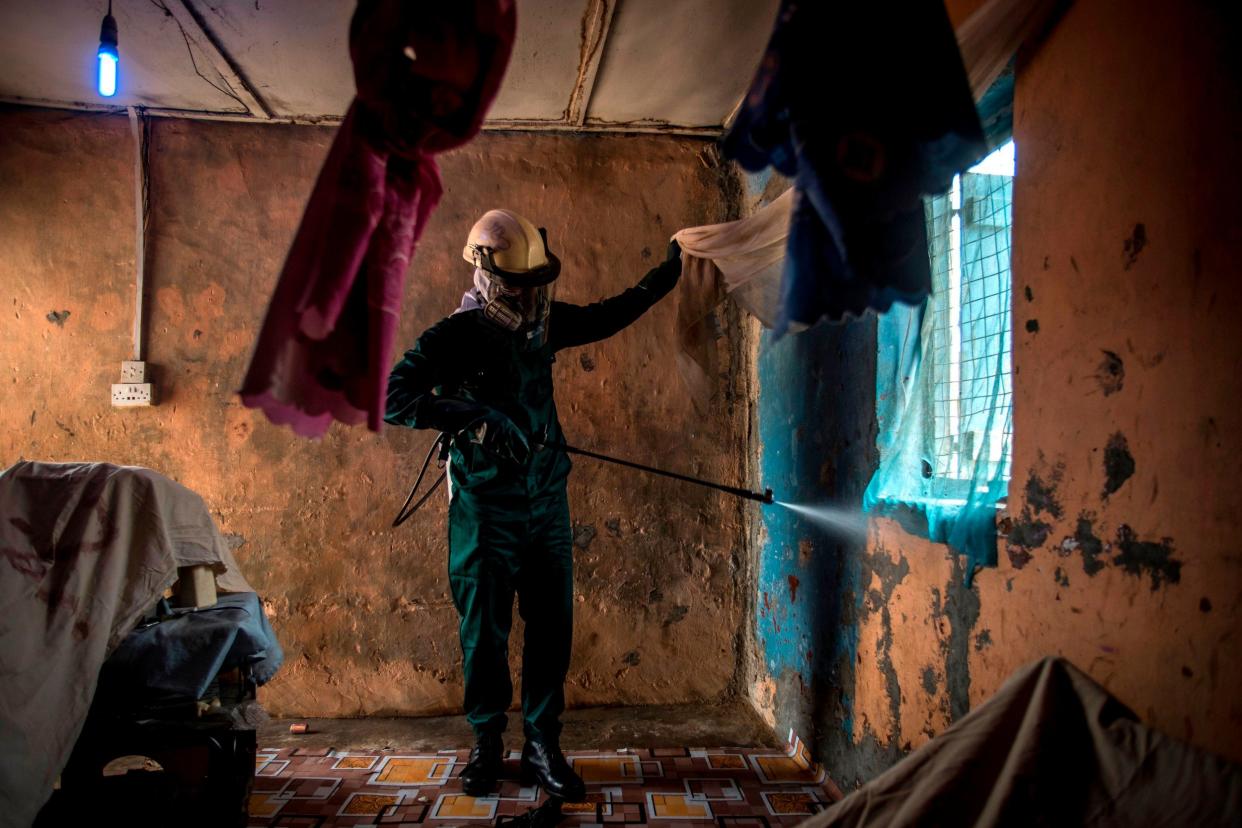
[672,0,1066,360]
[722,0,986,335]
[99,591,282,703]
[0,462,259,828]
[240,0,516,438]
[863,168,1014,583]
[802,657,1242,828]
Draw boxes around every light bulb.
[98,9,119,98]
[98,50,118,97]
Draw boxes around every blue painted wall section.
[755,313,886,782]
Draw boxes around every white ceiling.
[0,0,780,135]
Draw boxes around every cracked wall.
[0,106,752,717]
[748,0,1242,784]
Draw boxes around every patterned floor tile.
[246,731,838,827]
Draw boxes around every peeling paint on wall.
[1122,222,1147,270]
[1069,514,1106,575]
[1102,432,1135,497]
[940,555,980,722]
[859,543,912,749]
[1113,525,1180,590]
[974,628,992,651]
[1095,350,1125,396]
[1024,463,1064,519]
[1006,463,1065,564]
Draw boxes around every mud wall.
[747,0,1242,785]
[0,107,752,716]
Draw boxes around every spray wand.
[537,439,774,505]
[394,432,773,527]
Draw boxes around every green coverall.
[384,259,678,741]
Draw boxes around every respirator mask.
[462,209,561,346]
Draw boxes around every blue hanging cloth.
[864,170,1016,584]
[723,0,987,333]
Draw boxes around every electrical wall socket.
[112,383,153,407]
[121,360,146,383]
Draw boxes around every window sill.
[871,494,1009,510]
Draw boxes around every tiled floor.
[248,732,843,827]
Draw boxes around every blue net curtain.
[864,147,1015,584]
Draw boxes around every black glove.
[665,238,682,266]
[468,409,532,468]
[639,239,683,296]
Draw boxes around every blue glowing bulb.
[98,10,119,98]
[98,50,118,97]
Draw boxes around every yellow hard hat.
[462,209,560,286]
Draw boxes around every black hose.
[392,434,449,527]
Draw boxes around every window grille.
[925,142,1014,492]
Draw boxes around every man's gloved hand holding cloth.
[638,239,683,298]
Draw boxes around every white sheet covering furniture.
[0,462,253,828]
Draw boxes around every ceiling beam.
[486,118,720,138]
[0,95,309,125]
[162,0,274,119]
[564,0,617,127]
[0,96,722,138]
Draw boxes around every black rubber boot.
[461,733,504,797]
[521,738,585,802]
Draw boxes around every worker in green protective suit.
[384,209,681,801]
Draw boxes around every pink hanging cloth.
[240,0,516,438]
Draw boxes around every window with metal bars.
[923,140,1014,499]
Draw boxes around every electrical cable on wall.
[128,105,147,362]
[112,106,155,407]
